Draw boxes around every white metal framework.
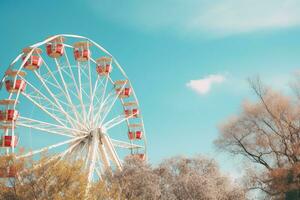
[0,34,147,186]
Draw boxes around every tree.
[0,155,89,200]
[0,154,245,199]
[104,157,161,200]
[102,155,246,200]
[156,156,246,200]
[215,77,300,198]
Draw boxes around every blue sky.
[1,0,300,177]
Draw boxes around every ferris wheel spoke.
[39,58,83,122]
[22,92,70,127]
[98,143,111,172]
[87,132,99,184]
[99,82,127,127]
[104,114,133,130]
[92,77,112,126]
[93,89,115,126]
[17,116,85,137]
[87,76,100,119]
[16,136,86,159]
[102,134,122,171]
[84,140,92,168]
[61,48,87,122]
[110,138,144,150]
[19,76,73,127]
[76,62,88,124]
[33,70,81,129]
[87,71,100,128]
[54,58,83,127]
[60,139,84,161]
[95,167,102,180]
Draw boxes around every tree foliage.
[0,155,88,200]
[215,77,300,198]
[0,155,245,200]
[103,156,246,200]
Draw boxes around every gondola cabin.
[124,102,139,118]
[73,41,91,62]
[1,136,18,148]
[5,70,27,93]
[96,57,112,76]
[124,108,139,118]
[0,100,19,122]
[115,80,132,98]
[22,48,43,70]
[46,36,65,58]
[128,130,143,140]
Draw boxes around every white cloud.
[186,74,226,95]
[189,0,300,36]
[89,0,300,37]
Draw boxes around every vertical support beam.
[102,134,122,171]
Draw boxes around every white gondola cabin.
[22,48,43,70]
[73,41,91,62]
[0,99,18,122]
[5,70,27,93]
[46,36,65,58]
[96,57,112,76]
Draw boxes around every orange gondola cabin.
[115,80,132,98]
[46,36,65,58]
[96,57,112,76]
[73,41,91,62]
[22,47,43,70]
[5,70,27,93]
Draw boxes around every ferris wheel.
[0,34,147,183]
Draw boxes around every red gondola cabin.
[96,57,112,76]
[4,70,27,93]
[115,80,132,98]
[1,135,18,148]
[124,108,139,118]
[46,36,65,58]
[73,41,91,62]
[115,88,132,98]
[0,99,19,122]
[0,110,19,122]
[22,48,43,70]
[128,130,143,140]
